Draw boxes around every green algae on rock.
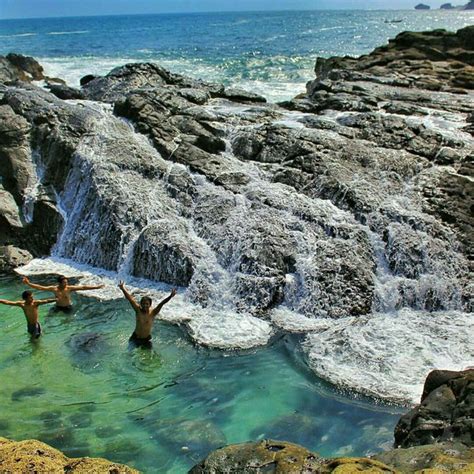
[188,439,397,473]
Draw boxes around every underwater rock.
[66,332,110,372]
[250,413,326,448]
[11,386,45,402]
[147,418,226,458]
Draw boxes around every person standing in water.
[118,280,177,348]
[22,275,104,313]
[0,291,56,338]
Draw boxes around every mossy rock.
[320,457,396,473]
[189,439,321,473]
[373,442,474,473]
[189,439,397,473]
[0,436,139,473]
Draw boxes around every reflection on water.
[0,276,403,472]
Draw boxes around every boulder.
[0,437,138,473]
[189,439,396,473]
[394,368,474,448]
[0,245,32,273]
[47,84,85,100]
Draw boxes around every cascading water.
[18,97,473,403]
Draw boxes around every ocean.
[0,9,473,101]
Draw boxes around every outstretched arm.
[22,277,55,291]
[35,298,57,306]
[152,289,177,317]
[118,281,140,312]
[69,284,105,292]
[0,299,23,307]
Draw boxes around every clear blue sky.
[0,0,457,20]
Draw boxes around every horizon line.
[0,7,459,21]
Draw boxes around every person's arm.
[118,281,140,312]
[0,299,23,307]
[22,276,56,291]
[152,289,177,317]
[35,298,57,306]
[69,284,105,292]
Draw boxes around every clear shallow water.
[0,10,473,101]
[0,276,403,472]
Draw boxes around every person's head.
[22,290,33,303]
[57,275,68,289]
[140,296,152,311]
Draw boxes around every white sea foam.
[187,310,273,349]
[301,309,474,404]
[38,55,309,102]
[0,33,37,38]
[271,307,336,333]
[47,31,89,35]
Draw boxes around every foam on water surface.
[302,309,474,404]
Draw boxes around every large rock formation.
[0,437,138,473]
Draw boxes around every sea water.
[0,275,402,472]
[0,10,473,101]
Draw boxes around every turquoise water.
[0,275,403,472]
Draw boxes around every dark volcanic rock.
[132,219,207,286]
[47,84,85,100]
[394,368,474,448]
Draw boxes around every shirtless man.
[0,291,56,338]
[118,280,177,348]
[22,275,104,312]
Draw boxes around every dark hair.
[140,296,152,306]
[22,290,33,300]
[57,275,67,283]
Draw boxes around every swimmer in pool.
[0,291,56,338]
[22,275,104,313]
[118,280,177,348]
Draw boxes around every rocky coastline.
[0,24,473,472]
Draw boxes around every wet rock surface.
[394,368,474,448]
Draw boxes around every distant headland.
[415,0,474,9]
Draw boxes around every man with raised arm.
[22,275,105,313]
[0,291,56,338]
[118,280,177,348]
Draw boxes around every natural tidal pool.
[0,275,404,473]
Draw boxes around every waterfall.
[16,96,472,403]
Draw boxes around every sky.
[0,0,463,19]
